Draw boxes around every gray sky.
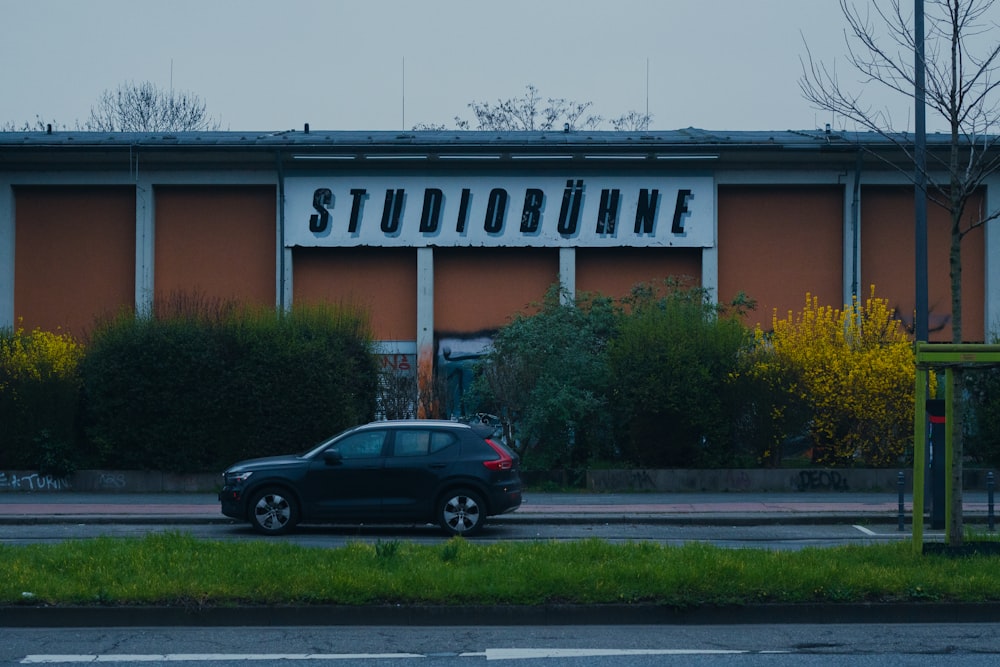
[0,0,977,133]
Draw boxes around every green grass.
[4,533,1000,608]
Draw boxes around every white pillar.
[703,180,719,303]
[135,180,155,317]
[559,247,576,303]
[416,247,435,416]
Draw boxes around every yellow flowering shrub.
[0,325,83,471]
[0,325,82,387]
[763,287,924,466]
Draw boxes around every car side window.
[332,431,386,458]
[393,430,456,457]
[429,431,456,453]
[393,430,430,457]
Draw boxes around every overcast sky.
[1,0,989,133]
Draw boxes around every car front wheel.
[249,487,298,535]
[437,489,486,537]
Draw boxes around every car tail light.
[482,438,514,471]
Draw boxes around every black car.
[219,420,522,536]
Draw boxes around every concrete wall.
[0,468,994,494]
[0,470,219,494]
[586,468,998,493]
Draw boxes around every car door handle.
[429,463,447,469]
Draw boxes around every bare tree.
[3,81,222,133]
[610,110,654,132]
[85,81,221,132]
[377,367,418,420]
[0,115,64,132]
[800,0,1000,545]
[413,84,652,132]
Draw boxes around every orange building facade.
[1,129,997,413]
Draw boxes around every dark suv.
[219,420,522,536]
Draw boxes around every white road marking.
[853,524,878,536]
[21,654,424,663]
[462,648,748,660]
[21,647,776,663]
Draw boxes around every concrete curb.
[3,602,1000,628]
[0,513,933,526]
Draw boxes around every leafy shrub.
[607,280,754,467]
[963,331,1000,468]
[79,298,379,472]
[470,284,618,472]
[729,342,812,467]
[0,325,83,472]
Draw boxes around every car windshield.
[299,426,357,458]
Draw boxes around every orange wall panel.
[434,249,558,333]
[293,247,416,341]
[718,186,844,330]
[14,187,135,336]
[861,186,985,342]
[154,186,275,306]
[576,248,701,298]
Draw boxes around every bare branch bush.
[800,0,1000,544]
[418,84,651,132]
[85,81,221,132]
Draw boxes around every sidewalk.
[0,491,993,525]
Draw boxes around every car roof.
[356,420,471,430]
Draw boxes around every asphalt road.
[0,517,918,550]
[4,622,1000,665]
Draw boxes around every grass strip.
[3,533,1000,608]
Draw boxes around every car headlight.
[225,471,253,484]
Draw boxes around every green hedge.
[77,302,379,473]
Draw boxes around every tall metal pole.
[914,0,931,532]
[915,0,928,343]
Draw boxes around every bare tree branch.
[414,84,651,132]
[84,81,221,132]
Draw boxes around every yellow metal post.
[944,367,954,543]
[911,344,1000,553]
[912,365,927,551]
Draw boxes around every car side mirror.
[323,449,343,465]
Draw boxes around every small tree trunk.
[947,193,965,545]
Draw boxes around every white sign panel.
[285,175,714,248]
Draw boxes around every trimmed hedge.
[78,302,380,473]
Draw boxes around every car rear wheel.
[437,489,486,537]
[249,487,298,535]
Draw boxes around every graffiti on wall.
[0,471,72,491]
[376,343,419,419]
[96,472,127,489]
[796,470,849,491]
[436,333,495,419]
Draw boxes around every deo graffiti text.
[796,470,849,491]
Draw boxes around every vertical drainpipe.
[851,150,862,302]
[275,151,289,312]
[0,183,14,329]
